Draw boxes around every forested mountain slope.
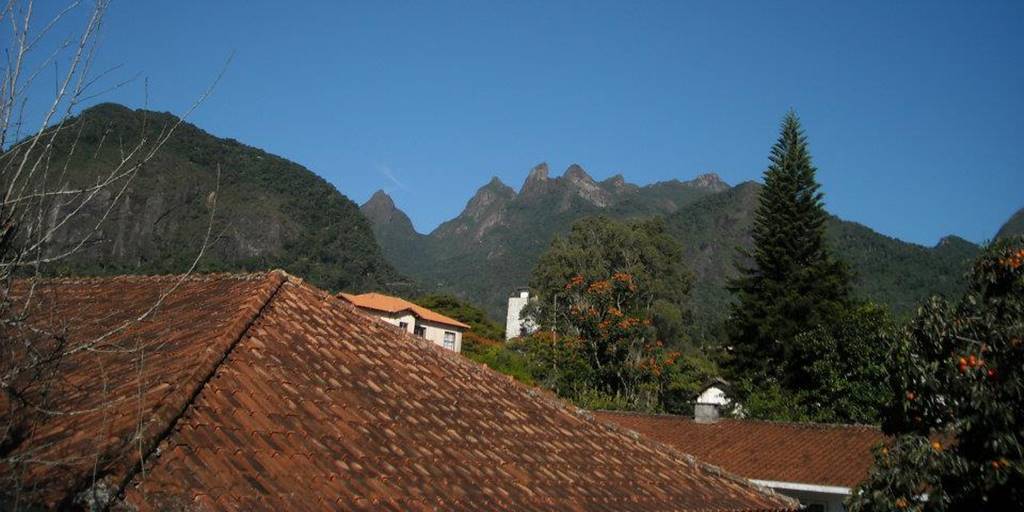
[34,103,405,292]
[663,182,979,335]
[997,207,1024,239]
[372,172,980,331]
[366,163,728,316]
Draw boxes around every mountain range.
[362,164,732,321]
[365,164,992,337]
[34,103,1019,340]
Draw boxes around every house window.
[414,325,426,337]
[443,331,456,350]
[399,321,409,331]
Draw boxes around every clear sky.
[44,1,1024,245]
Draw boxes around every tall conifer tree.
[727,111,851,381]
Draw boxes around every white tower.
[505,288,536,340]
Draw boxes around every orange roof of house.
[2,272,796,511]
[339,291,471,329]
[595,411,886,489]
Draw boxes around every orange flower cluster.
[618,317,639,330]
[999,249,1024,270]
[991,458,1010,470]
[587,280,613,295]
[607,306,623,317]
[565,274,585,290]
[612,272,633,283]
[664,351,680,366]
[612,272,638,291]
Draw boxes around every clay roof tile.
[4,272,795,511]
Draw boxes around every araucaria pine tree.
[727,111,851,381]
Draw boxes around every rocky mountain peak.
[560,164,611,207]
[482,176,511,191]
[467,178,515,210]
[689,172,729,191]
[605,174,627,187]
[360,189,399,221]
[563,164,594,184]
[520,162,551,195]
[364,189,395,209]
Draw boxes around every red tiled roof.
[339,292,471,329]
[594,411,885,489]
[3,272,796,511]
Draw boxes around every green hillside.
[997,207,1024,239]
[37,103,405,292]
[369,173,981,339]
[664,182,979,336]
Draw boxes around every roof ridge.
[107,271,289,505]
[22,271,274,286]
[593,409,882,431]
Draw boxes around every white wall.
[375,312,417,333]
[418,319,463,353]
[774,488,847,511]
[505,291,536,340]
[359,310,463,352]
[750,481,849,512]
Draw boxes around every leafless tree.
[0,1,225,508]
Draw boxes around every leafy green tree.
[728,111,852,380]
[790,303,898,424]
[521,216,698,410]
[848,237,1024,511]
[530,216,692,348]
[726,379,812,422]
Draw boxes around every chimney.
[694,402,720,424]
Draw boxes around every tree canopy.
[529,216,692,349]
[849,236,1024,511]
[727,111,852,380]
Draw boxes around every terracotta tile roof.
[3,272,796,511]
[594,411,885,489]
[1,272,286,508]
[339,291,471,329]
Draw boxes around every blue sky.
[43,1,1024,245]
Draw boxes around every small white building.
[694,379,733,423]
[505,288,538,340]
[339,292,470,352]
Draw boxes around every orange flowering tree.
[525,217,697,410]
[848,237,1024,511]
[562,272,680,407]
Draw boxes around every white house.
[339,292,470,352]
[505,288,538,340]
[694,379,733,423]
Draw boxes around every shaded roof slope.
[595,411,884,489]
[1,272,286,507]
[339,291,471,329]
[4,272,794,511]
